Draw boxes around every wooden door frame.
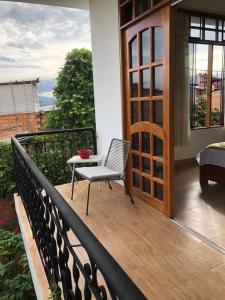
[119,4,175,218]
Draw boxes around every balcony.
[12,128,225,299]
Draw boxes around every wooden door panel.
[122,6,172,216]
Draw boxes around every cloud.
[0,64,41,69]
[0,1,91,82]
[0,55,17,62]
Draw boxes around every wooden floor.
[57,180,225,300]
[174,160,225,249]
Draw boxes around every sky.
[0,1,91,83]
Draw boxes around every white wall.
[174,127,225,160]
[89,0,122,155]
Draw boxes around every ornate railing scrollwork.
[12,129,147,300]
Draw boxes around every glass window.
[137,0,150,16]
[143,177,151,194]
[191,16,201,27]
[154,27,163,61]
[133,173,140,188]
[189,42,225,129]
[141,69,150,96]
[154,161,163,179]
[154,182,163,201]
[153,100,163,127]
[130,37,138,68]
[142,132,150,154]
[121,1,133,25]
[133,155,140,170]
[205,18,216,29]
[205,30,216,41]
[190,28,201,39]
[141,101,150,122]
[141,30,150,65]
[142,157,150,174]
[153,66,163,96]
[132,133,139,151]
[154,136,163,157]
[130,72,138,97]
[131,101,139,124]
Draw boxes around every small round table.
[67,155,103,200]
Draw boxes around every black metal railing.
[18,128,97,185]
[11,128,147,300]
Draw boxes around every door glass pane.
[143,177,151,194]
[153,100,163,127]
[154,135,163,157]
[153,66,163,95]
[154,27,163,61]
[154,161,163,179]
[121,1,133,25]
[141,69,150,96]
[133,173,140,188]
[133,155,140,170]
[141,101,150,122]
[132,133,139,151]
[141,30,150,65]
[154,182,163,201]
[131,101,139,124]
[142,132,150,154]
[130,37,138,68]
[137,0,150,16]
[130,72,138,97]
[142,157,150,174]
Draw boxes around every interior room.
[173,0,225,250]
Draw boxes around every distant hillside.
[38,79,57,108]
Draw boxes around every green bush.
[0,229,35,299]
[0,142,15,200]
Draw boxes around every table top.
[67,155,103,164]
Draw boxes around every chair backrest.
[104,138,131,175]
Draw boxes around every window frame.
[189,13,225,130]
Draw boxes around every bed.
[199,142,225,188]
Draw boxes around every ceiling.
[178,0,225,16]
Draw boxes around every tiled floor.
[55,180,225,299]
[174,160,225,247]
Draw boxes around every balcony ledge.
[14,194,51,300]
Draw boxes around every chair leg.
[107,181,112,190]
[86,181,93,215]
[122,178,134,204]
[71,178,75,200]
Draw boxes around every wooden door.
[122,6,173,217]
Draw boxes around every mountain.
[38,79,57,108]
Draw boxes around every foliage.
[49,279,61,300]
[0,142,15,200]
[44,48,95,130]
[21,131,95,185]
[193,93,222,128]
[0,229,35,300]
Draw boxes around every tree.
[193,93,221,128]
[44,48,95,129]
